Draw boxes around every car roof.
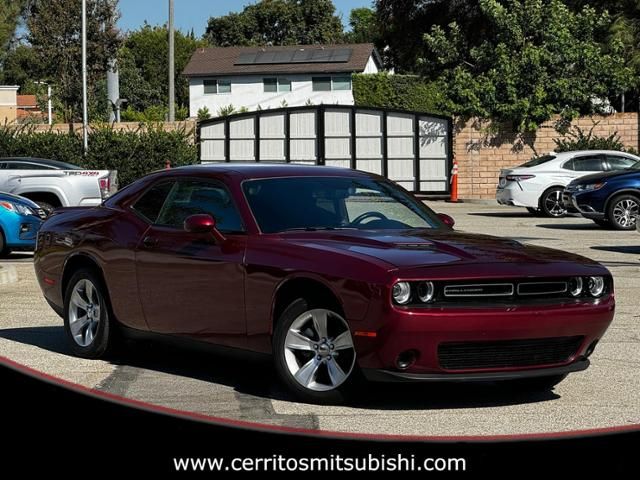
[553,150,640,158]
[174,163,374,180]
[0,157,81,169]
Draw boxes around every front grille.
[438,336,584,370]
[444,283,514,297]
[517,281,567,296]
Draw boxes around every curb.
[0,265,18,285]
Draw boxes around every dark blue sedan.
[0,192,46,257]
[563,162,640,230]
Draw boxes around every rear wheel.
[505,374,567,392]
[273,299,358,404]
[539,187,567,217]
[63,269,115,358]
[606,194,639,230]
[0,228,10,258]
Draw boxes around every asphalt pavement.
[1,202,638,436]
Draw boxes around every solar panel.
[234,48,353,65]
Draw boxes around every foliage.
[217,105,236,117]
[0,0,28,63]
[0,123,198,187]
[205,0,344,46]
[553,122,633,153]
[344,7,379,44]
[120,105,188,123]
[197,106,211,121]
[417,0,634,132]
[352,73,446,114]
[24,0,121,122]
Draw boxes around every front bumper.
[1,214,43,249]
[562,191,606,220]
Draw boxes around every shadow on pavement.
[467,211,536,218]
[0,325,561,411]
[591,245,640,256]
[536,223,600,230]
[0,252,34,263]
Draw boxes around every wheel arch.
[271,275,346,334]
[604,189,640,215]
[18,190,65,208]
[61,253,110,305]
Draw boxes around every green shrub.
[0,123,198,187]
[553,123,634,154]
[353,73,447,114]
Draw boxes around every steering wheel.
[351,211,389,226]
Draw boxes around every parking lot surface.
[1,202,639,436]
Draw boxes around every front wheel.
[273,299,358,404]
[63,269,115,358]
[606,194,639,230]
[539,187,567,217]
[0,228,10,258]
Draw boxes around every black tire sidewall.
[606,194,639,230]
[63,269,112,358]
[540,187,566,217]
[0,228,8,257]
[273,298,356,404]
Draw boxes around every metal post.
[81,0,89,153]
[47,84,52,125]
[168,0,175,122]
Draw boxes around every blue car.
[563,162,640,230]
[0,192,46,257]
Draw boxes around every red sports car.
[34,165,614,403]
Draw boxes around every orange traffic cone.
[447,160,463,203]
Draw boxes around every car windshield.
[519,155,556,168]
[243,176,442,233]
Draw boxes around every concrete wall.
[454,113,640,200]
[0,86,19,124]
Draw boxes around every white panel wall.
[355,111,383,174]
[260,113,286,162]
[324,109,351,168]
[289,110,317,162]
[418,117,449,192]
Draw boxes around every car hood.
[279,229,602,273]
[571,169,640,185]
[0,191,41,209]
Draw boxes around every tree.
[418,0,634,132]
[344,7,379,44]
[25,0,121,122]
[0,0,28,66]
[205,0,344,47]
[118,24,206,117]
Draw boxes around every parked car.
[34,165,614,403]
[496,150,640,217]
[0,191,46,257]
[563,162,640,230]
[0,157,118,214]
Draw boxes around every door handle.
[142,236,158,248]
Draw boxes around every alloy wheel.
[543,190,566,217]
[283,309,356,392]
[612,199,639,229]
[68,279,102,347]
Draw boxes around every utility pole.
[82,0,89,153]
[168,0,175,122]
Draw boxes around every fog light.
[568,277,583,297]
[20,224,30,233]
[588,277,605,297]
[396,350,418,370]
[417,281,435,303]
[392,282,411,305]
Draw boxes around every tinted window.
[132,182,174,223]
[519,155,556,167]
[606,155,637,170]
[5,161,55,170]
[263,78,277,93]
[156,180,243,232]
[312,77,332,92]
[566,156,606,172]
[333,76,352,91]
[243,177,441,233]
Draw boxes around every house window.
[312,77,332,92]
[332,76,352,91]
[264,77,292,93]
[203,79,231,95]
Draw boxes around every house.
[17,95,46,123]
[183,43,383,118]
[0,86,19,124]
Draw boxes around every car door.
[562,154,607,181]
[134,178,248,346]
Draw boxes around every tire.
[526,207,542,216]
[539,187,567,218]
[63,268,115,358]
[606,194,640,230]
[592,219,612,228]
[505,374,567,392]
[0,228,10,258]
[36,202,56,216]
[273,298,358,404]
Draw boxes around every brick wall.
[454,113,640,199]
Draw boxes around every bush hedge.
[0,123,198,187]
[353,73,447,114]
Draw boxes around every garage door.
[197,106,452,194]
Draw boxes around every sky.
[117,0,374,36]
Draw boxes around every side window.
[606,155,636,170]
[566,156,606,172]
[132,181,174,223]
[156,180,244,233]
[5,162,52,170]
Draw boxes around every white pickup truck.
[0,157,118,213]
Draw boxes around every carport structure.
[197,106,453,195]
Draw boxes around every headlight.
[392,282,411,305]
[0,201,35,216]
[417,281,435,303]
[588,276,605,297]
[577,182,605,192]
[568,277,583,297]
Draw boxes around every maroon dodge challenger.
[34,165,615,403]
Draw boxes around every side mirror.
[437,213,455,228]
[184,214,226,242]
